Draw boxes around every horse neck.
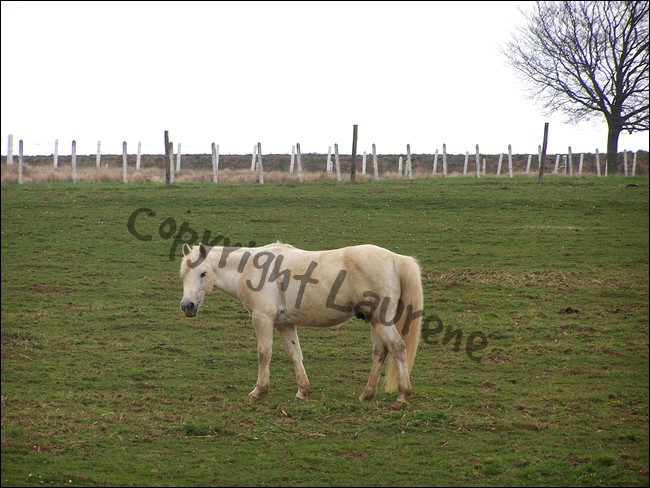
[208,246,253,297]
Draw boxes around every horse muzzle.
[180,299,198,317]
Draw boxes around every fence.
[3,135,647,185]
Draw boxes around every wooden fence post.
[350,124,358,182]
[164,130,170,185]
[538,122,549,184]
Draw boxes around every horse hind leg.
[276,325,311,400]
[371,320,412,409]
[359,324,389,401]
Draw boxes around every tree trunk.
[606,116,622,175]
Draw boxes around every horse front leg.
[276,325,311,400]
[246,313,274,402]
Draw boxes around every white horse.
[179,242,423,408]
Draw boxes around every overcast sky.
[1,0,648,157]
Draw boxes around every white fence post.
[578,153,584,175]
[289,145,295,173]
[463,151,468,176]
[296,142,303,182]
[212,143,219,183]
[372,143,379,180]
[553,154,560,173]
[53,139,59,168]
[398,156,403,176]
[442,143,448,177]
[136,142,142,170]
[362,151,367,175]
[18,139,23,184]
[257,142,264,184]
[496,153,503,176]
[327,146,332,173]
[122,141,128,183]
[7,134,13,165]
[476,144,480,178]
[623,149,628,176]
[169,141,175,183]
[406,144,413,179]
[632,150,637,176]
[251,144,257,171]
[508,144,513,178]
[526,154,532,175]
[568,146,573,176]
[334,143,341,181]
[96,141,102,168]
[71,140,77,183]
[432,149,438,175]
[176,143,181,172]
[595,149,601,176]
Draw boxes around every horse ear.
[182,243,191,256]
[199,243,208,258]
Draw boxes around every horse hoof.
[295,390,310,401]
[245,394,261,403]
[359,391,376,401]
[389,399,408,411]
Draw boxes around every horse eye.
[200,272,207,278]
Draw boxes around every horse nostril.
[180,300,196,315]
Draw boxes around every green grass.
[2,177,648,487]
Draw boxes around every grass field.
[1,177,648,487]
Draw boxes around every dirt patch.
[29,284,73,293]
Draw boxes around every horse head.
[179,243,214,317]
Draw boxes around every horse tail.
[384,255,423,393]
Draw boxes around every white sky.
[1,0,648,156]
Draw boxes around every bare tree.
[502,1,649,174]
